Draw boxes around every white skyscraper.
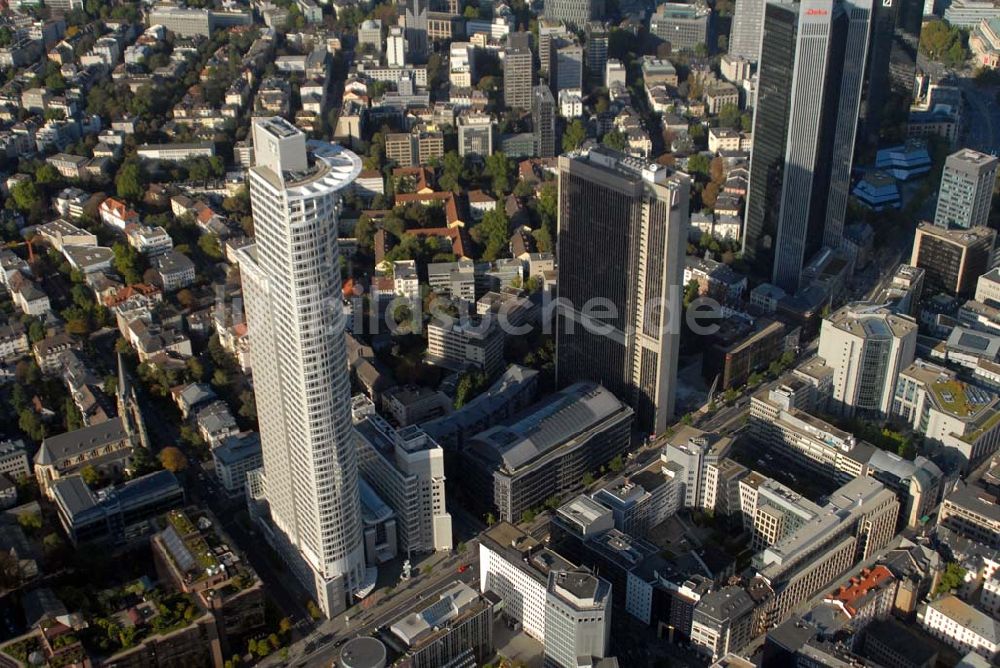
[239,117,368,617]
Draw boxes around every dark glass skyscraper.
[743,0,873,293]
[742,0,800,282]
[859,0,923,144]
[556,147,690,434]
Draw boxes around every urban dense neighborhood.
[0,0,998,667]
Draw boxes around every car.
[457,564,469,573]
[334,638,348,648]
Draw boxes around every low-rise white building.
[919,595,1000,660]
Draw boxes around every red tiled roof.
[826,565,894,617]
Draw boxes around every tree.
[112,242,144,285]
[687,154,711,177]
[521,509,537,523]
[35,164,60,185]
[11,180,40,212]
[562,119,587,152]
[159,446,188,473]
[476,208,510,261]
[434,153,466,194]
[602,130,627,151]
[717,103,742,129]
[278,618,293,635]
[115,162,144,202]
[18,512,42,534]
[935,562,966,595]
[582,472,595,486]
[80,465,100,487]
[484,152,514,196]
[198,233,223,260]
[608,455,624,473]
[486,512,496,526]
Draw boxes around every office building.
[389,582,494,668]
[817,303,917,418]
[386,26,407,67]
[460,382,633,522]
[212,432,263,498]
[919,595,1000,660]
[729,0,765,62]
[351,396,452,554]
[858,0,924,143]
[755,477,899,622]
[556,147,690,434]
[147,4,252,37]
[650,2,711,53]
[458,114,494,158]
[910,222,995,296]
[555,42,584,93]
[422,365,540,449]
[976,268,1000,306]
[660,426,733,510]
[51,471,184,546]
[533,86,556,159]
[425,317,504,375]
[933,149,998,230]
[539,19,569,76]
[691,586,759,661]
[504,32,534,110]
[238,118,367,617]
[544,0,605,28]
[544,570,612,668]
[822,0,875,251]
[738,475,823,551]
[591,458,682,536]
[479,522,610,646]
[586,22,609,85]
[358,19,383,53]
[743,0,857,292]
[893,359,1000,471]
[404,0,428,59]
[938,484,1000,548]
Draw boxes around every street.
[265,547,480,667]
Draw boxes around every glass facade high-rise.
[729,0,767,62]
[741,0,798,281]
[744,0,866,293]
[238,118,367,617]
[858,0,923,144]
[556,147,690,435]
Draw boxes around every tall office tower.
[533,86,556,158]
[543,0,604,29]
[539,19,568,76]
[404,0,428,60]
[858,0,924,143]
[817,303,917,418]
[386,26,407,68]
[504,32,534,110]
[729,0,766,62]
[586,22,609,85]
[556,147,691,434]
[822,0,874,249]
[742,0,848,293]
[555,42,584,93]
[543,570,612,668]
[934,149,999,230]
[238,118,366,617]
